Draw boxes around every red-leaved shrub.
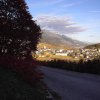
[0,55,44,84]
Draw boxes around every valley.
[33,31,100,61]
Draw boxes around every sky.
[26,0,100,43]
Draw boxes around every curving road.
[40,66,100,100]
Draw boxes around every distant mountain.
[85,43,100,49]
[40,30,88,48]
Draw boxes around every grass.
[0,66,47,100]
[36,54,77,61]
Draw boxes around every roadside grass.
[0,66,47,100]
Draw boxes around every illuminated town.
[34,45,100,61]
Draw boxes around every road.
[40,66,100,100]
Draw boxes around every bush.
[37,59,100,75]
[0,56,44,84]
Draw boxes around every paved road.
[40,66,100,100]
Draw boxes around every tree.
[0,0,43,85]
[0,0,41,59]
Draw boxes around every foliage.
[37,58,100,75]
[0,56,44,84]
[85,43,100,49]
[0,0,41,59]
[0,66,46,100]
[0,0,43,84]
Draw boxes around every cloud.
[43,0,64,6]
[88,35,94,37]
[61,2,82,8]
[35,15,86,34]
[27,0,64,7]
[88,10,100,13]
[60,0,89,8]
[61,3,77,8]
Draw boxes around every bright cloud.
[88,10,100,13]
[35,15,86,34]
[60,1,85,8]
[27,0,64,7]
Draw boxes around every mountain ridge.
[40,30,88,48]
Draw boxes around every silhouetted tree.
[0,0,41,59]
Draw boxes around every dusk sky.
[26,0,100,43]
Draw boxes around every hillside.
[85,43,100,49]
[0,67,46,100]
[40,30,88,48]
[37,42,72,50]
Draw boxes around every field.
[35,54,79,61]
[35,42,78,61]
